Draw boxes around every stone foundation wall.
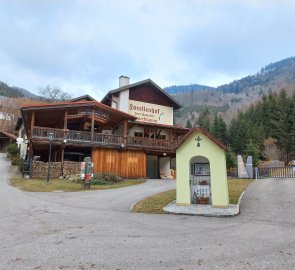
[31,161,80,178]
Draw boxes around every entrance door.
[146,155,158,179]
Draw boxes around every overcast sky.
[0,0,295,100]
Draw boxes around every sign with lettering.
[128,100,173,125]
[78,109,109,120]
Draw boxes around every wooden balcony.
[32,126,179,152]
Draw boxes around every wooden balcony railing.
[32,126,179,152]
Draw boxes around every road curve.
[1,153,295,270]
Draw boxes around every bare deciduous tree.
[0,97,20,132]
[38,85,72,102]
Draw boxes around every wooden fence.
[257,167,295,178]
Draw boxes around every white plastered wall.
[118,89,129,113]
[159,157,172,178]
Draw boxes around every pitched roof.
[15,117,23,131]
[0,130,17,140]
[176,125,227,150]
[101,79,181,109]
[21,101,137,120]
[70,95,97,102]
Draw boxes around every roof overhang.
[129,120,189,133]
[0,130,17,140]
[101,79,181,110]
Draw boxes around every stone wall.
[31,161,80,178]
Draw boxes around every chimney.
[119,75,130,87]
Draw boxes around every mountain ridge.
[165,56,295,126]
[164,56,295,95]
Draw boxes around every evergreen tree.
[271,89,291,160]
[197,107,212,131]
[185,119,192,129]
[244,140,259,166]
[226,146,236,169]
[211,114,227,144]
[289,93,295,158]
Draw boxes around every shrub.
[7,143,18,157]
[66,174,83,183]
[90,179,113,185]
[93,172,104,180]
[11,156,20,166]
[92,172,123,183]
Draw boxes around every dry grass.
[9,178,145,192]
[132,179,253,214]
[227,178,253,204]
[132,189,176,214]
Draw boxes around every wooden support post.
[123,119,128,145]
[54,150,57,162]
[64,110,68,129]
[91,109,95,142]
[156,129,162,138]
[29,140,33,159]
[63,110,68,141]
[61,146,64,177]
[30,111,35,138]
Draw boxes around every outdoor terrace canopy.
[21,101,137,133]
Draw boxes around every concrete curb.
[163,188,247,218]
[130,180,252,216]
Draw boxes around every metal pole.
[47,140,52,183]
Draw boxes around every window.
[134,132,144,137]
[157,134,166,140]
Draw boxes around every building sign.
[128,100,173,125]
[78,109,109,120]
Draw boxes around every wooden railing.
[92,133,125,146]
[32,126,179,151]
[127,136,179,150]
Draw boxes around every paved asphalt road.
[1,153,295,270]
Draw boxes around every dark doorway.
[146,155,158,179]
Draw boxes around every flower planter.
[197,198,209,204]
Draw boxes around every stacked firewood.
[31,161,61,178]
[31,161,81,178]
[63,161,81,177]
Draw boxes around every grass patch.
[132,189,176,214]
[227,178,253,204]
[132,179,253,214]
[9,178,145,192]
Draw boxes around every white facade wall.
[118,89,129,113]
[128,126,144,136]
[159,157,172,178]
[111,96,119,109]
[17,124,28,160]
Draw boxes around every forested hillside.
[0,81,37,98]
[169,57,295,126]
[165,83,214,94]
[197,89,295,164]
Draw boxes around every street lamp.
[47,132,54,183]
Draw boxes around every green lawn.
[10,178,146,192]
[132,179,253,214]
